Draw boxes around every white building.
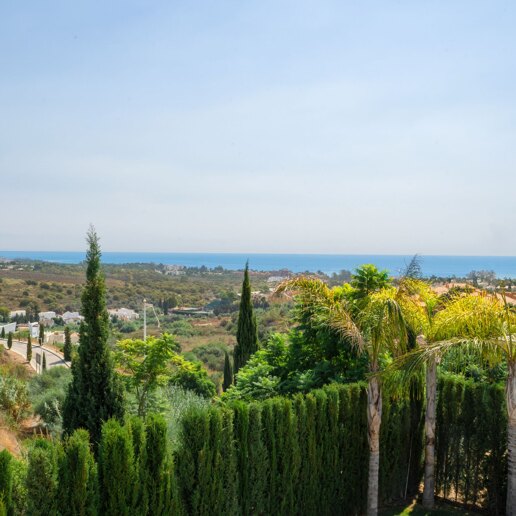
[62,311,84,324]
[38,311,56,327]
[0,322,16,336]
[108,308,139,321]
[9,310,26,319]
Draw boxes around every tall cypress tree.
[63,327,72,362]
[62,227,124,450]
[233,263,258,376]
[7,332,12,350]
[42,352,47,371]
[39,323,45,345]
[26,334,32,363]
[223,350,233,391]
[1,327,5,339]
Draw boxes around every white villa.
[62,311,84,324]
[108,308,139,321]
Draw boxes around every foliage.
[435,374,506,514]
[26,335,32,363]
[0,374,30,422]
[26,439,60,516]
[63,228,125,450]
[234,263,258,375]
[58,429,98,516]
[29,367,72,435]
[223,350,233,391]
[63,326,72,361]
[0,451,12,515]
[6,333,12,350]
[115,334,180,416]
[168,354,217,398]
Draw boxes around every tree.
[234,263,258,376]
[26,334,32,363]
[6,333,12,350]
[169,355,217,398]
[58,429,98,516]
[42,353,47,371]
[26,439,60,516]
[0,450,12,515]
[1,327,5,339]
[398,292,516,515]
[279,270,408,516]
[39,323,45,345]
[63,327,72,362]
[115,334,179,417]
[62,227,124,450]
[223,350,233,391]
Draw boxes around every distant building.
[0,322,16,335]
[164,264,186,276]
[38,311,56,327]
[9,310,26,319]
[108,308,139,321]
[267,276,288,283]
[62,311,84,324]
[46,330,80,345]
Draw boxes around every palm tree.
[394,279,442,509]
[278,273,408,516]
[399,291,516,515]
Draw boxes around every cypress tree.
[62,227,124,450]
[6,332,12,350]
[39,323,45,345]
[26,439,60,516]
[58,429,98,516]
[98,419,135,516]
[233,263,258,376]
[1,327,5,339]
[0,450,12,515]
[26,334,32,363]
[42,353,47,371]
[223,350,233,391]
[63,326,72,362]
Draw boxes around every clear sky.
[1,1,515,254]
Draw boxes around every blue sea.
[1,251,516,278]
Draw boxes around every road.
[1,338,70,371]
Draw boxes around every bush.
[29,367,72,435]
[0,375,30,422]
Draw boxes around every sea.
[1,251,516,278]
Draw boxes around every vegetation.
[234,263,258,376]
[62,228,124,449]
[63,326,72,361]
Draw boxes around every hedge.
[436,374,507,514]
[2,376,508,515]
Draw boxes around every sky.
[1,1,515,254]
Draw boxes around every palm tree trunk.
[422,356,437,509]
[506,362,516,516]
[367,373,382,516]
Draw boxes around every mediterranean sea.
[1,251,516,278]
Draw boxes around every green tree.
[42,353,47,371]
[280,274,408,516]
[26,439,60,516]
[63,326,72,362]
[0,450,12,515]
[115,334,179,417]
[397,292,516,515]
[223,350,233,392]
[58,429,98,516]
[26,334,32,363]
[98,419,136,516]
[350,264,390,301]
[39,323,45,345]
[62,227,124,450]
[1,327,5,339]
[234,263,258,376]
[7,333,12,350]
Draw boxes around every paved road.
[1,338,70,371]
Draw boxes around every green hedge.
[436,374,507,514]
[9,376,511,515]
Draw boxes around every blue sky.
[1,1,515,254]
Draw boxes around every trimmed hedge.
[436,374,507,514]
[5,376,509,515]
